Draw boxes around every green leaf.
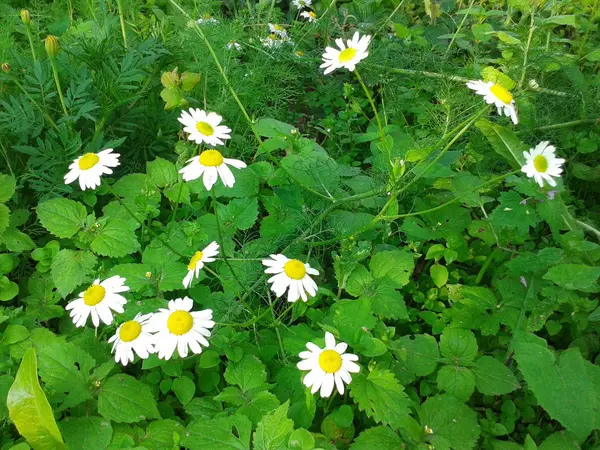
[419,395,480,450]
[539,15,577,27]
[370,249,415,288]
[1,227,36,252]
[51,249,97,298]
[431,264,449,288]
[109,263,153,293]
[345,265,373,297]
[181,71,201,91]
[91,218,140,258]
[436,365,475,401]
[224,355,267,393]
[368,282,409,320]
[172,376,195,406]
[543,264,600,292]
[219,198,259,231]
[0,203,9,235]
[147,157,178,187]
[237,391,280,426]
[0,275,18,301]
[98,374,160,423]
[0,174,16,202]
[513,335,600,441]
[350,426,404,450]
[59,417,112,450]
[279,150,340,195]
[439,328,478,364]
[489,191,539,235]
[183,415,252,450]
[538,431,580,450]
[7,348,66,450]
[473,356,520,395]
[253,401,294,450]
[391,334,440,378]
[139,419,185,449]
[255,118,297,137]
[37,198,87,238]
[288,428,314,450]
[475,119,526,168]
[349,369,411,430]
[331,298,377,344]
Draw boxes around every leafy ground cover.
[1,0,600,449]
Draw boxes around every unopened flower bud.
[45,35,59,58]
[528,79,539,89]
[1,63,10,74]
[20,9,31,26]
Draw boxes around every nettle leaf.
[183,415,252,450]
[419,395,480,449]
[350,426,404,450]
[391,334,440,379]
[349,369,411,430]
[366,281,409,321]
[489,192,539,235]
[280,150,340,194]
[37,198,87,238]
[369,249,415,288]
[439,328,478,365]
[253,401,294,450]
[0,203,9,235]
[59,416,112,450]
[331,298,377,344]
[2,227,36,252]
[147,157,178,187]
[50,249,97,298]
[91,218,140,257]
[345,265,373,297]
[224,355,268,393]
[0,174,16,202]
[473,356,520,396]
[172,376,196,406]
[139,419,185,449]
[109,263,153,293]
[98,374,160,423]
[219,198,259,231]
[543,264,600,292]
[436,365,475,401]
[513,334,600,441]
[237,391,281,426]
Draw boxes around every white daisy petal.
[321,32,371,75]
[520,141,565,188]
[263,254,319,303]
[64,149,120,191]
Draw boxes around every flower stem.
[519,7,536,88]
[116,0,128,49]
[49,59,68,117]
[24,25,37,63]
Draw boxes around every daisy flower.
[262,254,319,303]
[521,141,565,187]
[297,332,359,397]
[64,148,120,191]
[108,313,155,366]
[197,14,218,25]
[466,80,518,125]
[301,11,317,22]
[65,276,129,328]
[320,32,371,75]
[292,0,312,7]
[179,149,246,190]
[268,23,287,37]
[183,241,220,288]
[146,297,214,360]
[178,108,232,146]
[226,40,241,51]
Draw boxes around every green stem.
[366,63,470,83]
[49,59,68,117]
[24,26,37,63]
[445,0,475,56]
[474,249,500,285]
[519,8,536,88]
[373,0,407,38]
[116,0,129,49]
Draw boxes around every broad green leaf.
[370,249,415,288]
[431,264,449,288]
[59,417,112,450]
[224,355,267,393]
[436,365,475,401]
[350,426,404,450]
[0,374,14,421]
[543,264,600,292]
[37,198,87,238]
[489,192,539,235]
[584,48,600,62]
[147,157,178,188]
[0,203,9,234]
[51,249,97,298]
[475,119,526,168]
[0,253,14,274]
[0,174,16,202]
[219,198,259,230]
[513,334,600,441]
[473,356,520,395]
[331,298,377,344]
[255,118,297,137]
[1,227,36,252]
[419,395,480,450]
[183,415,252,450]
[538,431,580,450]
[280,150,340,194]
[472,23,494,43]
[288,428,315,450]
[91,218,140,257]
[109,263,153,293]
[98,374,160,423]
[391,334,440,378]
[345,265,373,297]
[237,391,280,426]
[139,419,185,449]
[0,275,18,301]
[172,376,195,406]
[0,324,30,346]
[538,15,576,27]
[367,281,409,320]
[439,328,478,364]
[7,348,66,450]
[253,401,294,450]
[349,369,411,430]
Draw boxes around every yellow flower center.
[274,25,284,31]
[196,121,215,136]
[318,350,342,373]
[119,321,142,342]
[78,153,100,170]
[167,310,194,335]
[188,251,204,270]
[268,34,277,41]
[283,259,306,280]
[296,50,304,56]
[338,48,357,63]
[490,84,513,104]
[83,285,106,306]
[309,12,317,18]
[199,150,224,167]
[533,155,548,173]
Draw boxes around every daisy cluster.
[61,29,567,397]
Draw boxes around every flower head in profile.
[66,276,129,328]
[466,80,518,124]
[178,108,232,146]
[108,313,155,366]
[262,254,319,303]
[268,23,287,37]
[292,0,312,8]
[226,40,241,51]
[146,297,214,360]
[297,332,359,397]
[301,11,317,22]
[320,32,371,75]
[183,241,220,288]
[521,141,565,187]
[197,14,218,25]
[179,149,246,191]
[64,149,120,191]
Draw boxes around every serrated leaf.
[370,249,415,288]
[473,356,519,395]
[331,298,377,344]
[91,218,140,257]
[183,415,252,450]
[220,198,259,230]
[0,276,18,301]
[109,263,153,293]
[350,426,404,450]
[543,264,600,292]
[0,174,16,202]
[349,369,411,430]
[439,328,478,364]
[51,250,97,298]
[139,419,185,449]
[0,204,9,235]
[98,374,160,423]
[419,395,480,449]
[59,417,112,450]
[392,334,440,377]
[1,227,36,252]
[237,391,280,426]
[147,157,178,187]
[489,191,539,235]
[437,365,475,401]
[224,355,267,393]
[252,401,294,450]
[37,198,87,238]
